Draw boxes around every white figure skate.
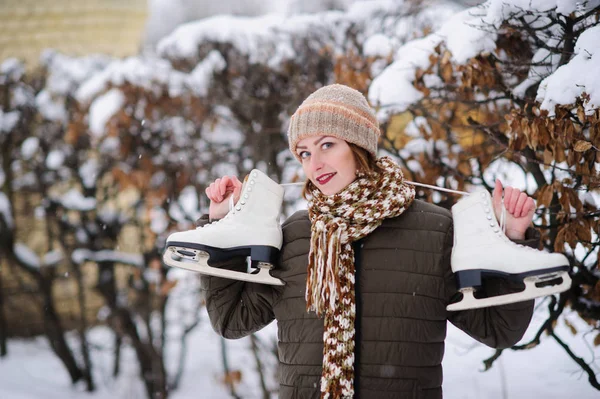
[163,169,285,286]
[447,190,571,311]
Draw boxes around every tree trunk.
[250,334,270,399]
[71,261,95,391]
[40,278,84,384]
[114,307,168,399]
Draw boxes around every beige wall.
[0,0,147,68]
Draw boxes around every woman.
[199,84,537,399]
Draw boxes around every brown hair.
[301,143,382,199]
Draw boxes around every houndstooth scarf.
[306,156,415,399]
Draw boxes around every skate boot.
[447,189,571,311]
[163,169,285,286]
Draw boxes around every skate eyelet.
[252,171,258,177]
[248,187,252,192]
[250,180,255,185]
[486,215,492,220]
[240,200,246,205]
[236,206,241,211]
[244,194,249,199]
[489,222,495,227]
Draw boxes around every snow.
[187,50,227,96]
[36,90,67,122]
[202,107,245,147]
[363,33,393,58]
[0,109,20,133]
[56,189,97,211]
[157,0,459,70]
[0,293,598,398]
[71,249,144,268]
[369,5,496,116]
[13,242,41,269]
[79,158,100,189]
[513,45,561,99]
[178,186,201,221]
[537,25,600,115]
[370,0,600,118]
[485,0,600,19]
[89,89,126,139]
[46,149,66,170]
[76,53,226,105]
[13,246,64,270]
[0,192,14,228]
[43,250,64,267]
[40,50,111,97]
[21,137,40,160]
[444,303,600,399]
[157,13,294,65]
[0,58,25,82]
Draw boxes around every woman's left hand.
[492,179,535,240]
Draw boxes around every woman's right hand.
[205,176,243,221]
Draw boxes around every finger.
[211,182,223,202]
[214,178,225,198]
[513,193,528,217]
[525,197,536,217]
[232,175,243,189]
[223,176,235,193]
[205,186,217,202]
[506,187,520,213]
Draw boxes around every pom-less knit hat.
[288,84,381,160]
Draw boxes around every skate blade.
[163,248,284,286]
[447,271,571,311]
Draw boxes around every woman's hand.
[492,179,535,240]
[205,176,243,221]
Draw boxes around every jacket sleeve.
[444,223,536,349]
[195,215,282,339]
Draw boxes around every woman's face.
[296,135,357,195]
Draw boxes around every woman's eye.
[322,142,333,150]
[299,151,310,159]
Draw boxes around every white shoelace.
[282,180,510,233]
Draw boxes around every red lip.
[316,173,336,185]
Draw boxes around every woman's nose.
[310,152,323,171]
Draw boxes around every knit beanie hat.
[288,84,380,160]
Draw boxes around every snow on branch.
[75,52,226,104]
[369,0,600,119]
[89,88,125,140]
[0,109,20,133]
[52,189,97,211]
[13,243,64,270]
[156,0,459,68]
[537,25,600,115]
[72,248,144,268]
[0,192,14,229]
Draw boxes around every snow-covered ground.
[1,279,598,399]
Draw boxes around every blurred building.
[0,0,147,68]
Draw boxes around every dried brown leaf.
[574,140,593,152]
[564,319,578,335]
[537,185,553,208]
